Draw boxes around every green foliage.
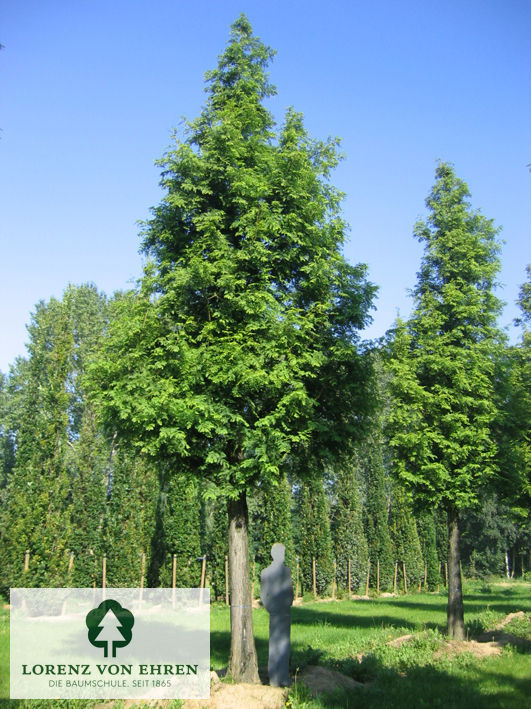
[330,465,368,593]
[362,440,394,591]
[388,485,424,587]
[493,266,531,522]
[0,285,109,591]
[387,163,503,512]
[296,478,334,595]
[249,472,295,575]
[416,510,440,589]
[102,448,159,587]
[157,473,202,588]
[434,506,448,567]
[204,497,228,601]
[460,493,517,578]
[88,15,376,502]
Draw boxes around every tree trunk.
[446,506,465,640]
[227,492,260,683]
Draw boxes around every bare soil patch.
[297,665,363,697]
[182,682,288,709]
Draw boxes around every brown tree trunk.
[227,492,260,683]
[447,505,465,640]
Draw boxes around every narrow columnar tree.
[416,510,440,589]
[388,485,424,588]
[387,163,503,639]
[331,466,368,593]
[102,449,159,587]
[157,473,202,588]
[89,15,375,680]
[362,440,394,591]
[296,477,334,595]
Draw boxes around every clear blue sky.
[1,0,529,372]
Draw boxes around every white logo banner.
[10,588,210,700]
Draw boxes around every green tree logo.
[86,600,134,658]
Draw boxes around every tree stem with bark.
[447,506,465,640]
[227,492,260,683]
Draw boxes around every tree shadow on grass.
[385,595,531,617]
[291,606,443,632]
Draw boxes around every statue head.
[271,543,285,563]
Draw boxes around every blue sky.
[1,0,529,372]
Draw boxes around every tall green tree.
[493,265,531,521]
[89,15,375,681]
[387,163,503,638]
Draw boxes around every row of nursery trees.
[0,282,527,596]
[0,16,529,681]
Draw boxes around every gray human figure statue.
[260,543,293,687]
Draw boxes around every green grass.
[1,580,530,707]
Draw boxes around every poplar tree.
[387,163,502,638]
[89,15,375,681]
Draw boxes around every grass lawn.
[1,580,529,708]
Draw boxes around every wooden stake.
[199,555,206,605]
[251,557,256,601]
[376,558,380,595]
[89,549,96,600]
[225,555,229,605]
[102,554,107,598]
[312,557,317,599]
[172,554,177,608]
[348,559,351,599]
[365,560,370,596]
[418,576,422,593]
[332,559,336,599]
[393,562,398,594]
[402,561,407,593]
[68,551,74,575]
[24,550,30,573]
[139,551,146,605]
